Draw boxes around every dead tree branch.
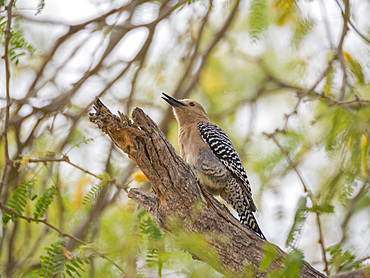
[89,99,326,277]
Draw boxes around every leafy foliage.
[327,244,361,273]
[292,17,314,48]
[2,180,59,225]
[36,0,46,15]
[0,17,35,65]
[249,0,268,40]
[285,196,307,248]
[39,239,66,278]
[34,186,57,219]
[138,209,164,276]
[2,180,35,225]
[260,243,305,278]
[82,184,104,205]
[323,64,334,95]
[343,51,365,84]
[260,242,280,272]
[39,239,92,277]
[282,249,305,278]
[308,202,334,214]
[261,248,304,278]
[82,172,111,205]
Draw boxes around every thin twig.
[334,0,370,45]
[160,0,240,136]
[183,0,240,97]
[265,133,329,275]
[19,155,128,192]
[304,92,369,105]
[340,180,369,244]
[0,202,86,244]
[124,18,157,115]
[173,0,214,99]
[24,2,138,99]
[337,0,349,101]
[265,133,310,193]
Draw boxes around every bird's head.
[162,93,210,126]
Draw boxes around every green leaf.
[328,244,361,273]
[260,242,280,272]
[343,51,365,84]
[39,239,66,277]
[323,65,334,95]
[2,180,35,225]
[283,249,304,278]
[33,186,57,219]
[82,183,104,205]
[292,17,314,48]
[36,0,45,15]
[249,0,268,41]
[285,196,307,248]
[39,238,92,277]
[82,172,111,205]
[0,17,35,65]
[308,203,334,214]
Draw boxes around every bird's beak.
[162,93,186,108]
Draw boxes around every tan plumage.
[162,93,265,239]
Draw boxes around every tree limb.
[89,99,328,277]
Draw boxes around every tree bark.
[88,99,365,278]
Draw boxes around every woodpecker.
[162,93,265,239]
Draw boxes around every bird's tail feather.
[240,210,265,239]
[221,180,266,239]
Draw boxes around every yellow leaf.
[124,199,136,214]
[74,177,91,209]
[361,134,369,177]
[63,248,73,260]
[342,51,353,63]
[348,136,353,151]
[133,172,149,183]
[20,156,30,167]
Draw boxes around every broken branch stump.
[89,98,325,277]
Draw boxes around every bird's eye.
[189,102,195,107]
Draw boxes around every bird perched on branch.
[162,93,265,239]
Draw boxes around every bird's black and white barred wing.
[197,122,257,212]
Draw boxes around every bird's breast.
[179,125,231,195]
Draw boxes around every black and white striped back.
[197,122,256,212]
